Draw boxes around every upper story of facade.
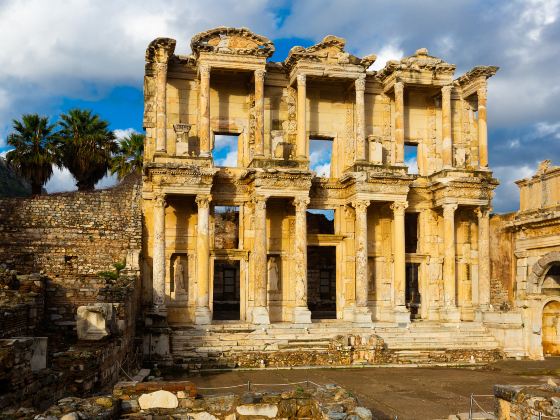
[143,27,499,204]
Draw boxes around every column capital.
[293,196,310,212]
[352,199,370,213]
[154,193,166,208]
[199,64,211,78]
[252,194,267,210]
[441,84,452,96]
[475,205,491,219]
[390,200,408,215]
[394,81,404,95]
[442,202,458,215]
[355,74,366,91]
[297,73,306,86]
[195,194,212,209]
[255,69,266,81]
[477,86,487,101]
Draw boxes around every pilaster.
[355,75,367,163]
[199,65,211,157]
[394,81,405,165]
[441,85,453,168]
[293,196,311,323]
[254,69,266,157]
[195,194,212,324]
[296,74,307,159]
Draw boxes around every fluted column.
[391,200,409,322]
[394,81,405,165]
[442,202,460,321]
[293,196,311,323]
[476,206,491,309]
[254,69,266,157]
[442,85,453,168]
[477,86,488,168]
[153,194,167,310]
[353,199,372,323]
[199,65,211,157]
[296,74,307,159]
[252,195,270,324]
[355,75,367,162]
[195,194,212,324]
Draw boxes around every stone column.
[293,196,312,323]
[442,202,460,321]
[296,74,307,159]
[199,65,211,157]
[394,81,405,165]
[355,75,367,162]
[391,200,410,323]
[477,86,488,168]
[254,69,266,157]
[252,195,270,324]
[476,206,491,309]
[155,61,169,154]
[442,85,453,168]
[195,194,212,324]
[353,199,372,323]
[153,194,167,310]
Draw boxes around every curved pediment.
[191,27,274,58]
[377,48,456,81]
[284,35,376,71]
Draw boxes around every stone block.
[76,303,117,341]
[236,403,278,418]
[138,390,178,409]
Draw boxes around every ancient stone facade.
[141,26,502,361]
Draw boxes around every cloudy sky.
[0,0,558,212]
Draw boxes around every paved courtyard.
[175,358,560,419]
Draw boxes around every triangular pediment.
[191,27,274,58]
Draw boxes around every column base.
[252,306,270,325]
[441,306,461,322]
[343,306,356,322]
[394,305,411,324]
[293,306,312,324]
[460,305,475,321]
[354,306,373,324]
[194,306,212,325]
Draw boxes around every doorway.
[307,246,336,319]
[213,260,240,320]
[543,300,560,356]
[406,262,421,320]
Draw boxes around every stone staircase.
[170,320,502,369]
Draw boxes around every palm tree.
[57,109,117,191]
[110,132,144,180]
[6,114,59,195]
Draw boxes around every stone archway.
[543,300,560,356]
[527,251,560,294]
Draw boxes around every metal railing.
[196,380,324,397]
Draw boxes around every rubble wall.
[489,213,515,307]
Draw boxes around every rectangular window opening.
[213,133,239,167]
[309,137,333,178]
[307,209,335,234]
[404,144,418,174]
[214,205,239,249]
[405,212,419,253]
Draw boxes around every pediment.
[191,27,274,58]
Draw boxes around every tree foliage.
[111,132,144,180]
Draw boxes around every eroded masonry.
[141,27,510,364]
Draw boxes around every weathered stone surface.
[138,389,179,409]
[236,403,278,417]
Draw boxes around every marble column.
[252,195,270,324]
[296,74,307,159]
[391,200,410,323]
[155,61,169,154]
[195,194,212,324]
[477,86,488,168]
[353,199,372,323]
[153,194,167,311]
[293,196,311,323]
[254,69,266,157]
[199,65,211,157]
[355,75,367,162]
[476,206,491,309]
[442,202,460,321]
[442,85,453,168]
[394,81,405,165]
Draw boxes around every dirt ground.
[175,358,560,419]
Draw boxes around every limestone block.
[236,403,278,418]
[138,390,178,409]
[77,303,117,341]
[191,412,219,420]
[368,138,383,164]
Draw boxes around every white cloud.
[405,157,418,174]
[313,162,330,177]
[44,167,76,193]
[216,150,238,167]
[114,128,137,140]
[95,172,119,190]
[368,44,404,71]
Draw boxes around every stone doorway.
[406,262,421,320]
[307,245,337,319]
[543,300,560,356]
[213,260,240,320]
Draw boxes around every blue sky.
[0,0,558,212]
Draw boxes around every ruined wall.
[490,212,515,307]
